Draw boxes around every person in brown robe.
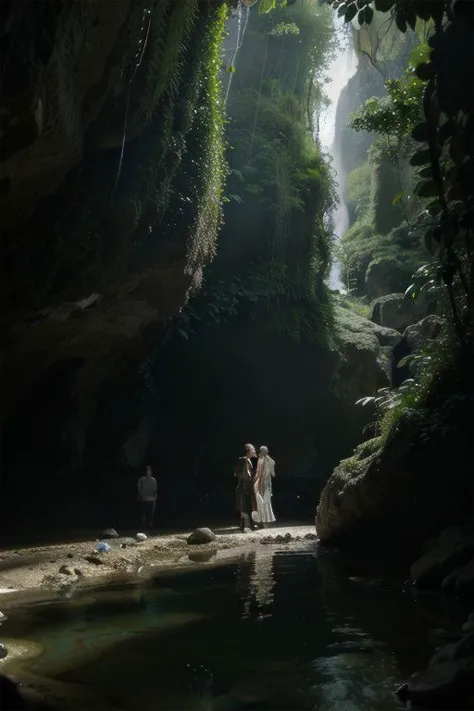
[234,443,258,531]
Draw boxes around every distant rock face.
[187,528,216,545]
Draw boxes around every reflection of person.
[254,446,276,526]
[234,443,258,532]
[137,465,157,529]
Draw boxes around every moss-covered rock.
[316,402,474,557]
[370,293,420,331]
[332,306,400,401]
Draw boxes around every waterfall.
[222,3,250,106]
[318,18,358,292]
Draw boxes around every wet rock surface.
[186,528,216,545]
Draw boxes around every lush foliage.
[176,0,337,344]
[327,0,474,443]
[349,65,426,138]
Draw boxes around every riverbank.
[0,524,317,599]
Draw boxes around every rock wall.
[0,0,229,529]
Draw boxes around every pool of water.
[1,546,443,710]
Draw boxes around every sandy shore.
[0,524,317,600]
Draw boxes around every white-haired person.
[254,445,276,527]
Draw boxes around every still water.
[1,546,438,710]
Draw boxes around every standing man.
[234,443,257,532]
[137,464,157,530]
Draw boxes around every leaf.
[392,191,404,206]
[258,0,276,14]
[364,5,374,23]
[404,283,415,297]
[397,354,416,368]
[411,122,429,142]
[177,329,189,340]
[410,149,431,166]
[344,2,358,22]
[423,226,441,255]
[417,165,433,179]
[425,199,442,216]
[355,396,375,406]
[374,0,395,11]
[415,62,433,81]
[406,7,417,31]
[395,10,407,33]
[412,0,435,21]
[414,179,438,198]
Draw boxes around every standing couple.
[234,443,276,532]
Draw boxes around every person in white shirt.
[137,465,157,529]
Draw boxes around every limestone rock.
[333,306,392,401]
[395,659,474,709]
[366,259,401,299]
[101,528,119,539]
[442,560,474,597]
[370,293,418,332]
[186,528,216,545]
[429,634,474,667]
[410,532,474,588]
[403,315,443,353]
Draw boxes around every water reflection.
[0,549,449,711]
[236,549,275,619]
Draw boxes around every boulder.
[410,532,474,588]
[101,528,119,539]
[430,634,474,667]
[442,560,474,597]
[404,314,443,350]
[186,528,216,545]
[316,410,472,556]
[365,258,400,299]
[370,293,413,331]
[333,306,392,401]
[135,532,147,542]
[395,659,474,709]
[371,323,402,348]
[0,675,27,710]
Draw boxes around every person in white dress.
[254,445,276,526]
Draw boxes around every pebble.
[84,555,104,565]
[59,565,75,576]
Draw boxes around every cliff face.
[317,9,474,561]
[0,0,229,528]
